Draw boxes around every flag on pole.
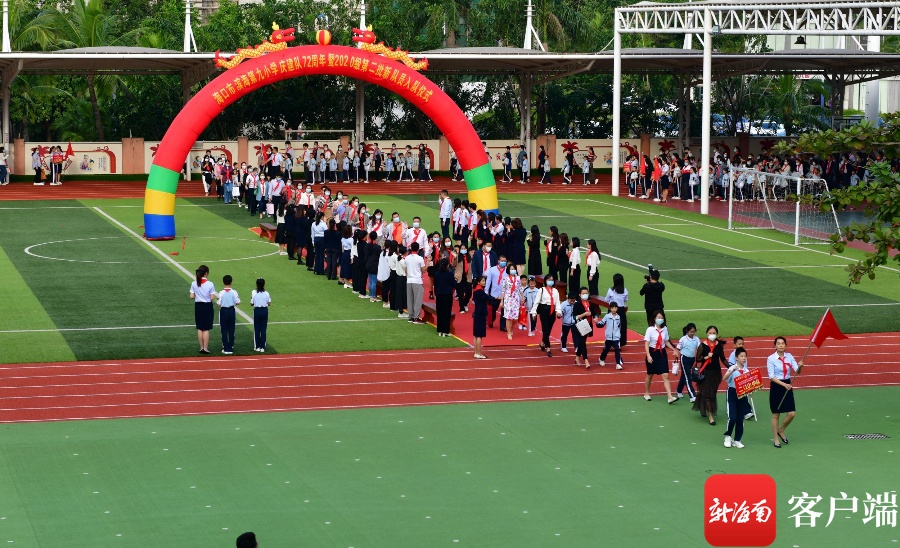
[810,308,848,348]
[65,141,74,158]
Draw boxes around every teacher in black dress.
[767,336,804,448]
[189,264,216,355]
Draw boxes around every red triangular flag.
[65,141,74,158]
[810,309,848,348]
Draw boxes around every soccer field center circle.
[23,235,279,264]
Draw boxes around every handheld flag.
[810,308,848,348]
[65,141,74,158]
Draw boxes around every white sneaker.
[344,284,351,288]
[599,359,605,367]
[744,413,755,420]
[732,441,744,449]
[398,313,409,318]
[687,199,695,202]
[724,436,733,448]
[689,396,696,403]
[677,393,683,399]
[652,198,661,202]
[359,294,368,299]
[383,303,390,308]
[615,363,623,370]
[560,347,569,353]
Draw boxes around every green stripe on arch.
[146,164,180,195]
[463,163,495,191]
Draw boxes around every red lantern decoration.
[316,30,332,46]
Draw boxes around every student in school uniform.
[439,190,453,239]
[250,278,271,352]
[604,273,630,348]
[545,226,560,280]
[568,236,582,290]
[596,301,622,368]
[363,232,382,302]
[405,154,415,182]
[531,274,561,357]
[723,348,752,448]
[383,155,394,182]
[539,157,551,185]
[363,154,372,183]
[572,287,594,368]
[767,336,804,448]
[582,156,591,186]
[501,147,513,183]
[522,276,539,336]
[676,323,700,401]
[520,153,530,184]
[189,265,216,354]
[562,157,572,185]
[217,275,240,355]
[643,311,679,403]
[585,239,601,297]
[558,293,576,353]
[311,211,327,275]
[378,240,396,307]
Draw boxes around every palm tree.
[761,75,828,136]
[47,0,144,140]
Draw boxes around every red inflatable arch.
[144,45,499,239]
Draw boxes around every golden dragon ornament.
[215,23,296,70]
[352,26,429,72]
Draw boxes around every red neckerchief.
[779,354,789,378]
[496,265,506,277]
[412,228,421,242]
[200,277,208,284]
[371,220,383,232]
[545,287,555,315]
[462,255,469,275]
[702,340,718,364]
[655,327,664,350]
[507,274,517,297]
[392,222,403,243]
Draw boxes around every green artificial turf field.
[0,387,896,547]
[0,194,898,364]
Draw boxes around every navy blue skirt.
[769,379,796,413]
[472,314,487,338]
[194,301,214,331]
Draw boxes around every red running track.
[1,333,898,423]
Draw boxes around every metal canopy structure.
[612,0,900,216]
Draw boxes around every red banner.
[735,369,764,398]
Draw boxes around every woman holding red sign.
[692,325,727,425]
[723,348,752,448]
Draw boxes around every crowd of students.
[621,146,888,204]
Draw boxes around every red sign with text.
[705,474,777,546]
[735,368,765,398]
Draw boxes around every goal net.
[728,167,840,245]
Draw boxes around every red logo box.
[705,474,777,546]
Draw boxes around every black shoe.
[199,349,210,354]
[777,432,789,445]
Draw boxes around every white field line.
[665,265,847,272]
[664,302,900,313]
[639,224,744,252]
[0,317,401,334]
[92,207,256,324]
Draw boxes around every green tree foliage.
[778,116,900,283]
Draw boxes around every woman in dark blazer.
[508,217,528,275]
[472,276,488,359]
[527,224,542,276]
[433,258,457,337]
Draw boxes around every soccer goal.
[728,167,840,245]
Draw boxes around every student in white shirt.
[520,154,529,184]
[217,274,240,355]
[405,242,427,323]
[675,323,700,402]
[439,190,452,239]
[562,158,571,185]
[723,347,752,448]
[585,239,601,296]
[568,236,582,291]
[643,311,679,403]
[250,277,271,352]
[189,265,216,354]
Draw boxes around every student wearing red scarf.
[767,336,804,448]
[692,325,728,424]
[643,311,680,403]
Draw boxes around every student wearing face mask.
[691,325,727,425]
[389,212,408,245]
[367,209,385,246]
[454,245,474,313]
[473,240,497,281]
[643,311,679,404]
[497,262,523,340]
[531,274,561,357]
[572,287,594,368]
[425,233,442,299]
[485,254,511,332]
